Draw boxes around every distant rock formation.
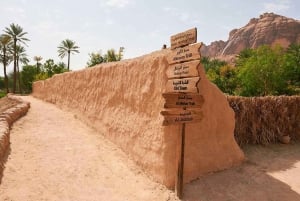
[201,40,226,57]
[201,13,300,58]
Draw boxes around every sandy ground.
[0,95,300,201]
[184,143,300,201]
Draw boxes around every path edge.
[0,94,30,174]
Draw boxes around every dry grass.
[227,96,300,146]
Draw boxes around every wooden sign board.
[167,43,202,64]
[171,28,197,49]
[167,60,200,79]
[161,108,202,116]
[165,77,200,93]
[162,110,203,126]
[162,93,204,108]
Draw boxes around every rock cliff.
[201,13,300,57]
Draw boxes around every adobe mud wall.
[0,95,30,173]
[32,49,244,187]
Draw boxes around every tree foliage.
[86,51,104,67]
[87,47,125,67]
[202,44,300,96]
[0,76,4,90]
[283,44,300,92]
[201,56,227,72]
[43,59,67,77]
[236,45,283,96]
[201,56,237,95]
[21,65,36,92]
[235,45,299,96]
[20,59,67,92]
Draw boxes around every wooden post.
[162,28,201,199]
[175,123,185,199]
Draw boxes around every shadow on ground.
[183,142,300,201]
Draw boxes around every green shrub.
[0,91,6,98]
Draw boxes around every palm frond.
[33,56,43,62]
[0,34,12,44]
[4,23,29,46]
[71,49,80,54]
[57,38,79,58]
[20,57,29,64]
[58,51,67,58]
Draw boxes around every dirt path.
[0,96,178,201]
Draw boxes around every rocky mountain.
[201,13,300,58]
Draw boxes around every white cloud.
[263,0,290,12]
[106,0,130,8]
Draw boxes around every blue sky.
[1,0,299,74]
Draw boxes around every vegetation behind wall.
[227,96,300,146]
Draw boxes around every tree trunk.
[13,39,17,93]
[3,48,9,93]
[4,66,9,93]
[17,58,22,94]
[67,51,70,71]
[36,62,40,74]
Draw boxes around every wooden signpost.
[166,77,200,94]
[162,93,204,109]
[171,27,197,49]
[161,108,202,116]
[161,109,203,126]
[161,27,203,199]
[167,43,202,64]
[166,60,201,79]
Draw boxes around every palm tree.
[16,45,29,93]
[33,56,43,73]
[4,23,29,93]
[0,34,12,93]
[117,47,125,61]
[57,39,79,70]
